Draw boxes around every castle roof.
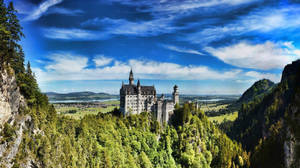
[121,84,156,95]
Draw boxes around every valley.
[50,95,238,123]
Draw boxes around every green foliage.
[10,99,250,168]
[251,121,285,168]
[67,109,77,114]
[237,79,274,104]
[0,0,24,73]
[0,122,16,143]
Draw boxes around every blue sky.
[6,0,300,94]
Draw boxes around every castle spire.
[137,79,140,87]
[129,68,134,85]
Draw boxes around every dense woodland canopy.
[0,1,299,168]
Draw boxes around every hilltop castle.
[120,70,179,124]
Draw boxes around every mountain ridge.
[45,91,118,101]
[227,59,300,168]
[237,79,275,104]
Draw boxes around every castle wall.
[123,94,155,115]
[156,101,163,124]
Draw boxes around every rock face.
[281,59,300,82]
[283,60,300,168]
[0,68,26,125]
[0,68,29,168]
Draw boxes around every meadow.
[54,100,119,119]
[53,100,238,123]
[208,111,238,123]
[198,102,238,123]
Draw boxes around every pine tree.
[6,2,24,73]
[0,0,9,66]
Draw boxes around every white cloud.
[45,53,88,73]
[33,53,244,82]
[108,0,257,13]
[93,55,113,67]
[48,7,84,16]
[43,28,110,40]
[242,7,300,32]
[184,6,300,44]
[245,71,281,82]
[81,17,179,37]
[150,0,257,13]
[161,44,204,55]
[44,16,179,40]
[24,0,63,21]
[205,41,300,70]
[33,53,283,94]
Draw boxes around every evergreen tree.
[6,1,24,73]
[0,0,9,66]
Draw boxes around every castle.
[120,70,179,124]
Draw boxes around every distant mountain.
[237,79,275,104]
[45,91,118,101]
[228,60,300,168]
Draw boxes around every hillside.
[227,60,300,168]
[45,91,118,101]
[237,79,275,104]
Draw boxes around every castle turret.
[129,69,134,85]
[137,79,141,88]
[137,79,141,114]
[173,85,179,105]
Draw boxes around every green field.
[208,111,238,123]
[62,106,116,119]
[200,103,229,112]
[54,100,120,119]
[54,100,238,122]
[198,103,238,123]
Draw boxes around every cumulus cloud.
[33,53,245,82]
[24,0,63,21]
[205,41,300,70]
[93,55,113,67]
[161,44,204,55]
[245,71,281,82]
[45,53,88,73]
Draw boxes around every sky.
[5,0,300,94]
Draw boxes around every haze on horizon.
[6,0,300,94]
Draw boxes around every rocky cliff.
[0,68,26,125]
[0,68,31,168]
[282,60,300,168]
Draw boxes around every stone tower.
[129,69,134,85]
[173,85,179,105]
